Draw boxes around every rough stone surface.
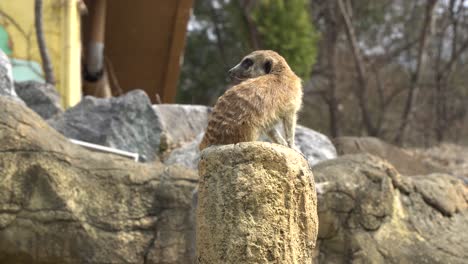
[312,154,468,264]
[197,142,318,264]
[0,49,20,100]
[165,133,204,169]
[14,81,63,120]
[410,143,468,183]
[49,90,162,161]
[333,136,444,175]
[153,104,211,150]
[0,97,198,264]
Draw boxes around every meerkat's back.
[199,50,302,150]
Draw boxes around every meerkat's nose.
[228,68,234,77]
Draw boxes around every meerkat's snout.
[228,56,261,84]
[228,68,234,77]
[227,64,245,84]
[228,68,236,82]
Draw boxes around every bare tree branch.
[337,0,377,136]
[35,0,56,85]
[238,0,261,50]
[395,0,438,144]
[323,0,340,137]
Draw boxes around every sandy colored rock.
[0,97,198,263]
[312,154,468,263]
[197,142,318,264]
[333,136,445,175]
[410,143,468,182]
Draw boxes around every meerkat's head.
[228,50,292,84]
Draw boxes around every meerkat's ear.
[264,60,272,74]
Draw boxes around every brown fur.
[199,50,302,150]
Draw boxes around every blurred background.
[1,0,467,148]
[179,0,468,148]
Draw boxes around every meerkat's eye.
[264,60,272,74]
[241,58,253,69]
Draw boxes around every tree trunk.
[395,0,437,144]
[35,0,56,85]
[324,1,340,137]
[337,0,378,136]
[238,0,262,50]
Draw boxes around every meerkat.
[199,50,302,151]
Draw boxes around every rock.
[0,97,198,264]
[165,133,203,169]
[333,136,444,175]
[0,49,20,100]
[153,104,211,150]
[197,142,318,263]
[411,173,467,216]
[410,143,468,182]
[295,125,337,166]
[164,125,336,170]
[312,154,468,263]
[14,81,63,120]
[49,90,162,161]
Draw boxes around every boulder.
[153,104,211,150]
[333,136,444,175]
[0,96,198,264]
[15,81,63,120]
[49,90,162,161]
[197,142,318,263]
[295,125,337,166]
[164,125,336,170]
[164,133,204,169]
[0,49,20,100]
[312,154,468,263]
[410,143,468,182]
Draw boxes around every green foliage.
[352,1,388,31]
[252,0,318,80]
[177,0,319,104]
[177,1,250,105]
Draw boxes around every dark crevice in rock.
[142,228,158,264]
[419,195,453,217]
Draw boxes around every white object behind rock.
[0,50,20,100]
[49,90,162,161]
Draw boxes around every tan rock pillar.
[197,142,318,263]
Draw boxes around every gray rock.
[49,90,161,161]
[0,49,20,100]
[153,104,211,150]
[165,133,203,169]
[15,81,63,120]
[155,102,335,168]
[295,125,337,166]
[164,125,336,169]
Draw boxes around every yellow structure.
[0,0,81,108]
